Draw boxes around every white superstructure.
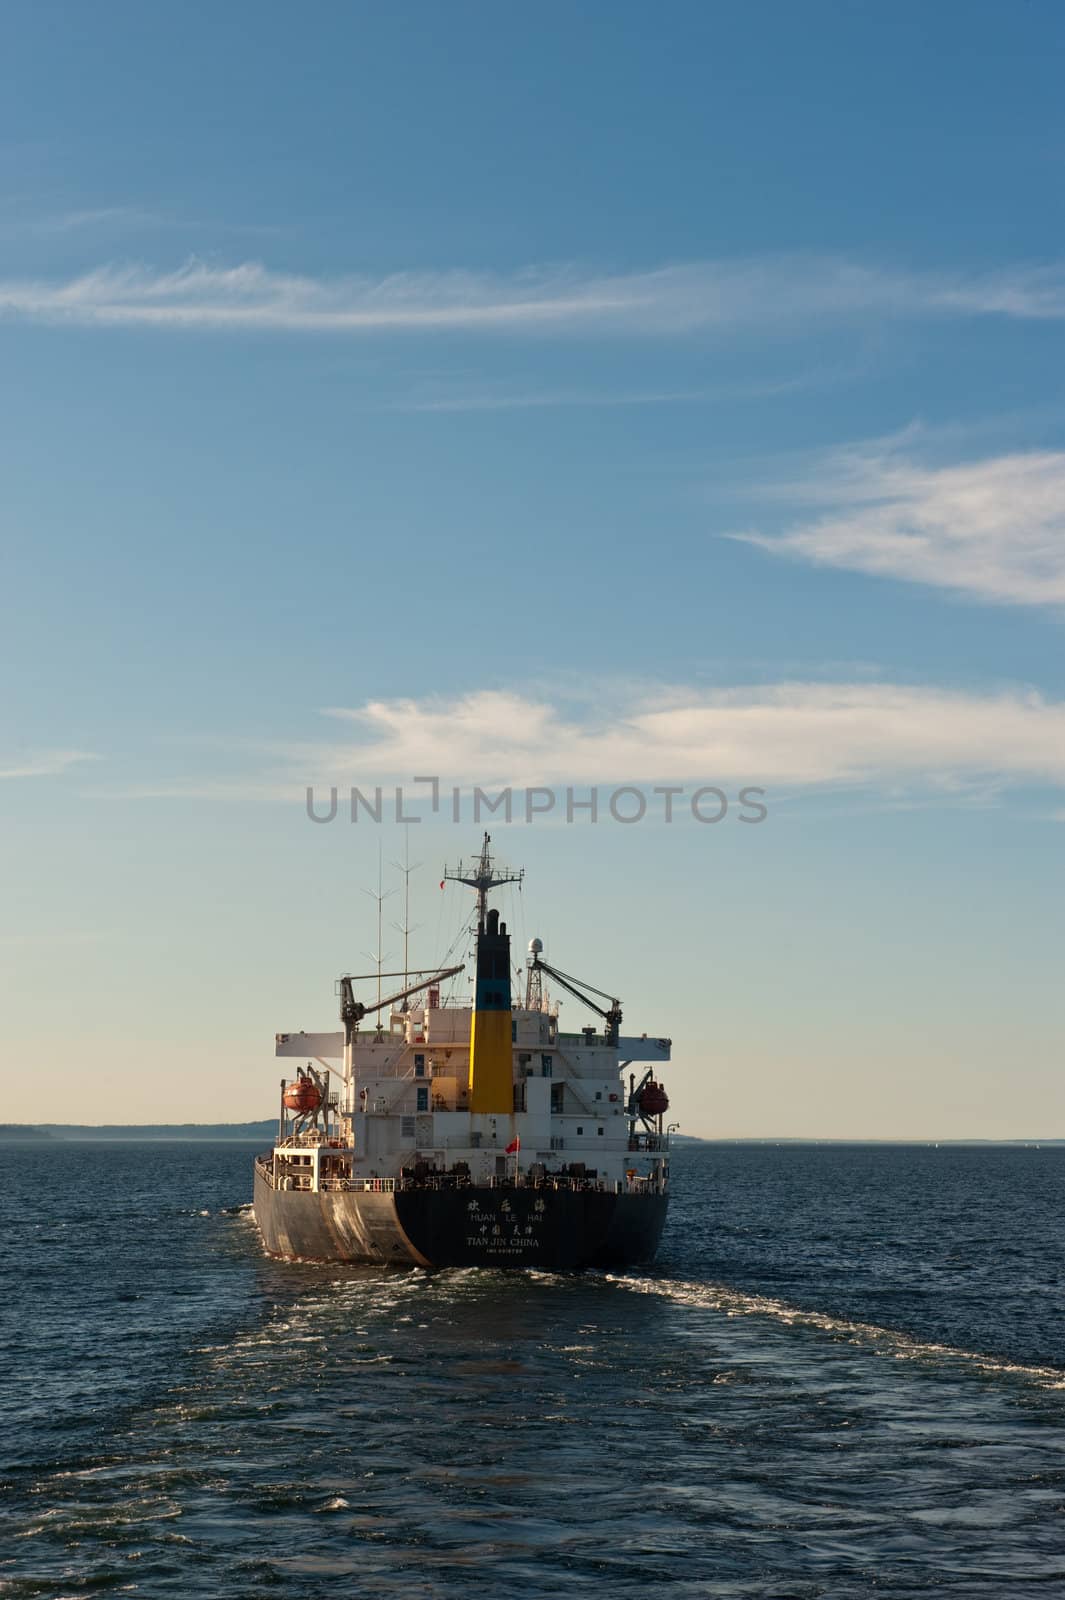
[274,989,671,1192]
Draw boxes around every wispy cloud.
[0,205,169,239]
[0,749,98,780]
[735,445,1065,609]
[0,205,286,242]
[80,683,1064,807]
[314,685,1065,791]
[391,363,860,412]
[80,680,1065,806]
[395,383,715,412]
[3,255,1065,336]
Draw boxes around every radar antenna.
[443,831,523,931]
[525,937,545,1010]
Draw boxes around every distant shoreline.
[0,1124,1061,1147]
[0,1121,278,1142]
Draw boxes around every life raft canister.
[637,1081,669,1117]
[283,1075,322,1114]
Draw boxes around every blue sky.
[2,2,1063,1134]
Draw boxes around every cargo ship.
[254,834,672,1268]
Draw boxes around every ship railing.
[258,1150,318,1191]
[257,1158,399,1196]
[258,1155,664,1198]
[389,1173,657,1195]
[627,1132,669,1152]
[321,1176,398,1194]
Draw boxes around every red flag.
[505,1136,520,1154]
[439,880,445,889]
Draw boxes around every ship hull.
[253,1165,667,1269]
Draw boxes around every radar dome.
[528,937,543,954]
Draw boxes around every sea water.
[2,1141,1063,1597]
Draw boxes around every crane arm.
[532,957,617,1007]
[532,958,611,1021]
[340,963,465,1031]
[531,955,622,1045]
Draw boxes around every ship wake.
[605,1272,1065,1390]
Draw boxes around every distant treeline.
[0,1121,277,1142]
[0,1125,1055,1146]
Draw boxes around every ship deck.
[254,1153,662,1197]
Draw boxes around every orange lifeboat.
[638,1081,669,1117]
[283,1076,322,1115]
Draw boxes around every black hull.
[253,1167,667,1269]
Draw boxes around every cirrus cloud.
[3,255,1065,336]
[735,446,1065,610]
[0,749,98,780]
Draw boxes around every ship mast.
[443,831,523,932]
[391,825,421,1006]
[362,842,396,1013]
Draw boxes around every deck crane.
[338,964,465,1046]
[528,954,622,1047]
